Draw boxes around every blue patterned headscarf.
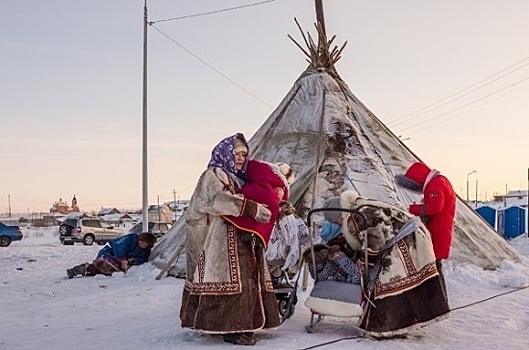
[207,133,249,181]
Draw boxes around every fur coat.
[180,166,280,333]
[338,190,450,338]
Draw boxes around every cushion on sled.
[304,280,363,317]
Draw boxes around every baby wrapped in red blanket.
[223,159,292,247]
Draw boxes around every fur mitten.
[366,224,387,251]
[254,203,271,223]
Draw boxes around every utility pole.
[157,195,161,223]
[141,0,149,232]
[475,180,478,207]
[8,194,11,218]
[173,189,177,223]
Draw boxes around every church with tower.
[49,195,80,214]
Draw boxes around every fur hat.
[233,138,248,154]
[137,232,156,248]
[395,173,423,193]
[322,197,342,223]
[302,243,331,264]
[276,162,295,185]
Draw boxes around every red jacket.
[405,162,456,260]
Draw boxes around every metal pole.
[177,194,180,221]
[475,180,478,207]
[527,167,529,236]
[173,189,177,223]
[466,177,469,202]
[157,195,161,223]
[141,0,149,232]
[466,170,476,203]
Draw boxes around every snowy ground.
[1,227,529,350]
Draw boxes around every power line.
[152,0,277,23]
[387,55,529,128]
[405,80,529,136]
[150,24,273,108]
[395,73,529,133]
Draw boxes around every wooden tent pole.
[314,0,326,38]
[155,243,185,280]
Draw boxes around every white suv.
[59,217,124,245]
[128,221,172,239]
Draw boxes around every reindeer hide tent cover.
[149,24,519,278]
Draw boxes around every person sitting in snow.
[66,232,156,278]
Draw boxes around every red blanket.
[223,160,288,247]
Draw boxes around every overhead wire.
[152,0,277,23]
[149,23,273,109]
[148,1,276,108]
[300,284,529,349]
[395,73,529,134]
[386,55,529,128]
[148,2,529,134]
[406,79,529,136]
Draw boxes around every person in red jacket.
[396,162,456,296]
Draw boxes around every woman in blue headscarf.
[179,133,280,346]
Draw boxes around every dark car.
[0,222,23,247]
[128,222,172,238]
[59,217,124,245]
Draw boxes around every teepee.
[150,14,519,277]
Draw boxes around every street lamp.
[466,170,477,202]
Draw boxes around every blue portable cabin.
[497,206,526,240]
[475,205,497,229]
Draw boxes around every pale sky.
[2,0,528,214]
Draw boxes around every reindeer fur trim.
[276,162,295,185]
[395,173,423,193]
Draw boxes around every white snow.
[2,227,529,349]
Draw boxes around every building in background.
[49,195,80,215]
[475,190,528,240]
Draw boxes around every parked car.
[59,217,124,245]
[0,222,23,247]
[128,221,172,238]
